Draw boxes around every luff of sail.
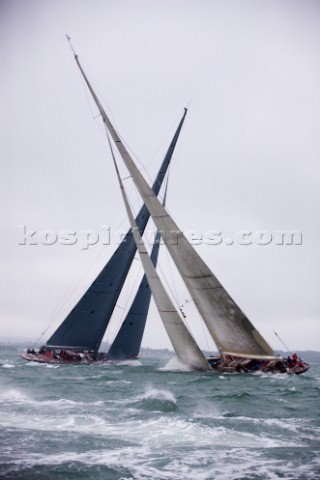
[108,137,210,371]
[73,53,276,360]
[45,103,187,352]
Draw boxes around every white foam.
[159,357,193,371]
[0,406,299,451]
[7,440,318,480]
[2,363,15,368]
[0,389,30,403]
[116,359,142,367]
[135,387,176,404]
[0,389,105,410]
[25,361,47,367]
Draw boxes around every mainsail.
[109,139,210,370]
[45,105,187,352]
[72,51,276,360]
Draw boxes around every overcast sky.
[1,0,319,352]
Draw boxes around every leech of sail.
[73,52,275,359]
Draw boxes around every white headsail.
[73,49,276,360]
[107,136,210,371]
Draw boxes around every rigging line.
[68,70,131,232]
[87,111,154,232]
[68,47,123,137]
[196,308,213,354]
[38,190,142,339]
[117,107,187,190]
[75,71,151,185]
[34,326,53,348]
[37,246,111,339]
[83,81,178,192]
[141,111,186,170]
[93,87,184,179]
[273,330,292,353]
[160,169,177,306]
[66,41,137,173]
[164,246,180,307]
[71,55,182,204]
[77,118,146,241]
[67,36,96,121]
[90,118,151,188]
[128,172,192,322]
[105,260,144,346]
[80,73,96,119]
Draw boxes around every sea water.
[0,348,319,480]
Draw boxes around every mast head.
[66,34,77,58]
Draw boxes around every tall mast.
[70,40,275,360]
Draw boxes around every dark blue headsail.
[106,230,161,360]
[45,109,187,352]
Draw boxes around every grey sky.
[1,0,320,351]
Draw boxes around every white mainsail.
[107,136,210,371]
[73,50,276,360]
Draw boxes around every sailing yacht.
[21,108,187,364]
[67,43,309,375]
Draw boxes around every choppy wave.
[1,351,319,480]
[130,387,177,412]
